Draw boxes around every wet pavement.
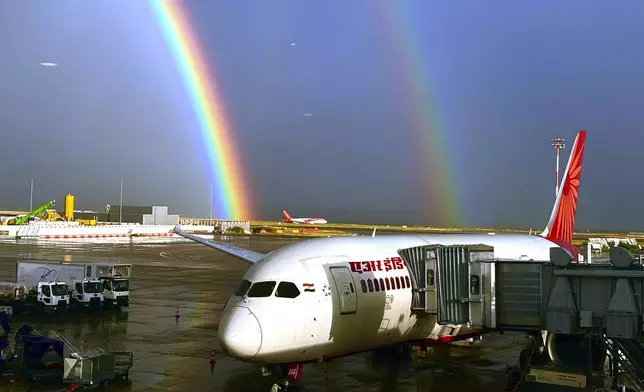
[0,236,528,391]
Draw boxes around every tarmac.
[0,235,529,391]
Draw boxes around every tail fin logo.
[282,209,293,223]
[542,130,587,244]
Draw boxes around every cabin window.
[405,276,411,288]
[247,281,276,298]
[367,279,374,292]
[360,279,367,293]
[385,278,391,290]
[276,282,300,299]
[395,277,401,289]
[379,278,385,291]
[374,278,380,292]
[234,279,252,297]
[41,285,51,297]
[75,283,83,294]
[389,277,395,290]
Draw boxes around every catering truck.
[14,261,104,312]
[84,263,131,309]
[0,261,131,314]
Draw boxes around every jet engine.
[546,333,606,371]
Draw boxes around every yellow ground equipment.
[65,194,74,221]
[42,209,66,222]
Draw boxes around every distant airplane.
[174,130,588,389]
[282,209,327,225]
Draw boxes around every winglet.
[541,130,587,244]
[372,228,377,238]
[173,225,265,264]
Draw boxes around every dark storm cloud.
[1,1,643,231]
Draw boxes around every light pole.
[551,137,566,197]
[208,181,212,223]
[119,179,123,224]
[29,177,34,211]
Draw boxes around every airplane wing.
[173,225,265,264]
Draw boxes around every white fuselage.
[290,218,328,224]
[218,233,562,364]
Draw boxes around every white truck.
[15,261,104,312]
[84,263,131,309]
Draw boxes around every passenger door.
[329,266,357,315]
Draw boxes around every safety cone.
[68,383,81,392]
[175,307,180,324]
[209,349,216,371]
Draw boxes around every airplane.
[282,209,328,225]
[174,130,587,388]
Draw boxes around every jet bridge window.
[234,279,252,297]
[247,281,276,298]
[427,270,435,286]
[276,282,300,299]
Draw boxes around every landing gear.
[372,342,413,361]
[262,363,302,391]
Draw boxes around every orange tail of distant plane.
[540,130,587,244]
[282,209,294,223]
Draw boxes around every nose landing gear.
[262,363,303,391]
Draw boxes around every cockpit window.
[234,279,252,297]
[276,282,300,299]
[247,281,276,298]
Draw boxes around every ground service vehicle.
[81,263,131,309]
[16,261,104,312]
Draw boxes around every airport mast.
[551,137,566,197]
[29,177,34,211]
[119,179,123,224]
[208,181,212,221]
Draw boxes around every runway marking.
[159,251,173,259]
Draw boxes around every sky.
[1,1,644,231]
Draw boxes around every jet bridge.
[398,244,496,329]
[401,243,545,330]
[399,243,644,391]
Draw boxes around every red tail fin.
[282,209,293,223]
[541,130,587,244]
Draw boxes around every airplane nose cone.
[218,306,262,360]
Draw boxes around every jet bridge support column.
[521,247,644,391]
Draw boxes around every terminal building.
[74,205,180,225]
